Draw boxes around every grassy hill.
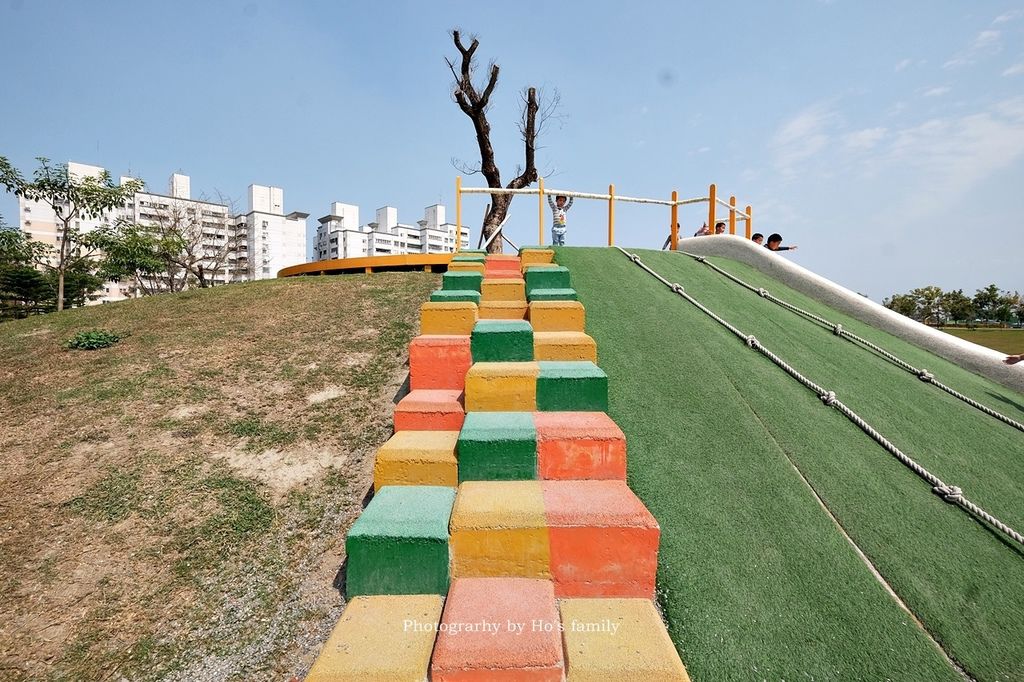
[0,272,437,681]
[559,247,1024,682]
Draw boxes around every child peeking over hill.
[765,233,798,252]
[548,194,573,246]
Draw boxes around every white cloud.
[894,58,913,72]
[993,9,1023,24]
[770,102,836,176]
[1003,63,1024,77]
[843,127,887,150]
[944,29,1002,68]
[879,97,1024,222]
[923,86,952,97]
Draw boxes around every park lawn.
[0,272,438,681]
[558,246,1024,682]
[940,326,1024,354]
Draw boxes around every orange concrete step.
[409,335,471,390]
[542,480,659,598]
[430,577,564,681]
[483,269,525,280]
[394,389,465,432]
[534,412,626,480]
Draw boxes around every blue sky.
[1,0,1022,300]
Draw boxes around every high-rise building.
[314,202,469,261]
[236,184,308,281]
[15,162,308,304]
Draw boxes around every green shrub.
[64,329,126,351]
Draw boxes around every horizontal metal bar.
[461,186,717,207]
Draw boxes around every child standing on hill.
[548,194,573,246]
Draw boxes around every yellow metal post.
[455,176,462,253]
[729,195,737,235]
[746,205,753,239]
[708,183,716,236]
[670,190,679,250]
[608,184,615,246]
[538,176,545,246]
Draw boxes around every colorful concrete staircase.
[305,248,690,681]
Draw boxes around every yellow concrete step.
[534,331,597,362]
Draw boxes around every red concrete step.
[483,269,525,280]
[542,480,659,598]
[431,577,564,681]
[394,389,465,431]
[409,335,471,390]
[534,412,626,480]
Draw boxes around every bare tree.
[446,30,558,253]
[134,193,242,293]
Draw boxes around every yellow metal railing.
[454,177,753,252]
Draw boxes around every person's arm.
[777,245,798,251]
[547,195,556,209]
[1006,354,1024,365]
[565,197,573,211]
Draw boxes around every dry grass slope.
[0,272,437,681]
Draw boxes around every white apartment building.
[314,203,469,261]
[16,162,308,304]
[235,184,308,280]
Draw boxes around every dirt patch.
[306,386,347,405]
[217,444,347,500]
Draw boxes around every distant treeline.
[883,284,1023,327]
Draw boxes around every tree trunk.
[483,195,511,252]
[56,218,70,312]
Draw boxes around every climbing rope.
[683,252,1024,434]
[617,246,1024,549]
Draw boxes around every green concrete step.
[471,319,534,362]
[525,266,571,295]
[537,361,608,411]
[457,412,537,482]
[431,289,482,304]
[452,253,486,263]
[345,485,456,596]
[442,270,484,292]
[528,287,579,302]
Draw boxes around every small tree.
[910,285,945,326]
[446,31,559,252]
[993,291,1019,327]
[940,289,974,326]
[884,293,919,320]
[95,220,175,295]
[0,157,143,311]
[972,284,1001,323]
[0,223,53,319]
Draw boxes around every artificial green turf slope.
[557,246,1024,682]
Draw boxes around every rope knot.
[745,335,759,349]
[757,287,769,297]
[670,283,684,295]
[820,391,837,407]
[832,324,843,336]
[630,254,641,264]
[695,256,706,263]
[933,484,963,503]
[918,369,934,382]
